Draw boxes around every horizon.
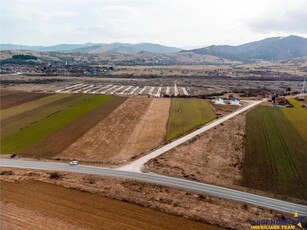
[1,34,306,49]
[1,0,307,47]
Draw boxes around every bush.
[48,172,62,179]
[0,170,13,175]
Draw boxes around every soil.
[116,98,170,163]
[0,168,288,230]
[144,111,307,205]
[210,103,240,117]
[0,90,51,109]
[20,96,127,158]
[59,97,170,165]
[1,180,219,230]
[145,113,246,189]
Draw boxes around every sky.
[1,0,307,47]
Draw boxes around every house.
[230,97,241,105]
[214,97,224,104]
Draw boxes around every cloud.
[247,1,307,34]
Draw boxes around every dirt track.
[0,90,51,109]
[145,113,247,188]
[1,180,219,230]
[59,97,170,165]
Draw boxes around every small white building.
[214,97,225,105]
[230,97,241,105]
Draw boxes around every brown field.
[20,96,126,158]
[1,180,219,230]
[59,97,170,165]
[1,168,287,229]
[145,113,246,188]
[0,91,51,109]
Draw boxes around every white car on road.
[69,160,78,166]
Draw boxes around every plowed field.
[0,180,219,230]
[21,96,126,158]
[59,98,170,165]
[0,91,51,109]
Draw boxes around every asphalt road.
[119,100,264,172]
[1,159,306,216]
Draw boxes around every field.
[281,98,307,142]
[1,94,71,120]
[243,106,307,199]
[59,98,170,165]
[166,98,216,141]
[1,94,88,138]
[1,168,286,230]
[145,113,246,188]
[0,180,220,230]
[21,96,126,158]
[1,94,120,154]
[0,90,51,109]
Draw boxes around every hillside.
[189,35,307,61]
[0,43,182,54]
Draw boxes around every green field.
[1,94,94,138]
[166,98,216,141]
[281,98,307,142]
[1,95,113,154]
[244,106,307,199]
[0,94,70,120]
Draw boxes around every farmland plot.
[1,95,112,154]
[166,98,216,141]
[1,94,70,120]
[1,94,91,138]
[21,96,126,158]
[0,91,51,109]
[282,98,307,142]
[59,98,170,165]
[244,106,307,199]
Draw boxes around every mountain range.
[0,43,182,54]
[1,35,307,61]
[188,35,307,61]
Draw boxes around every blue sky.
[1,0,307,47]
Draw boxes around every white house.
[230,97,241,105]
[214,97,225,104]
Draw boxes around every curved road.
[119,100,264,172]
[1,159,306,216]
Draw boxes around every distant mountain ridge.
[188,35,307,61]
[0,43,103,52]
[2,35,307,60]
[0,42,182,54]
